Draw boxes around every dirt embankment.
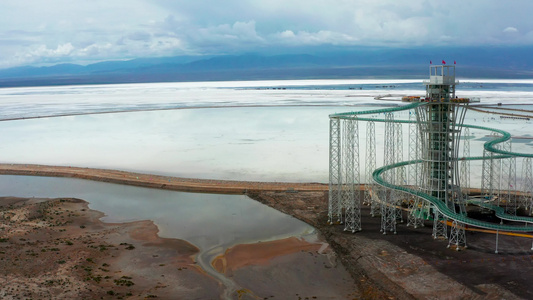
[0,197,220,299]
[0,163,328,194]
[248,191,528,300]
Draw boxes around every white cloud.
[273,30,358,46]
[78,43,113,57]
[197,21,263,43]
[503,27,519,33]
[1,0,533,67]
[148,37,184,53]
[29,43,74,60]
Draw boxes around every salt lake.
[0,79,532,296]
[1,79,532,182]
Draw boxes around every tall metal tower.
[415,65,468,247]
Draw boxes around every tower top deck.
[424,65,456,85]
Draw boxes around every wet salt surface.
[0,79,532,183]
[0,105,531,184]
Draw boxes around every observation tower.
[416,65,467,218]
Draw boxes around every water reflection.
[0,175,317,298]
[0,175,314,248]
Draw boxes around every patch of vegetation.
[82,266,93,273]
[86,275,102,283]
[114,278,134,287]
[120,242,135,250]
[44,279,57,286]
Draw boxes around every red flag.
[454,60,456,64]
[430,60,432,64]
[442,60,446,64]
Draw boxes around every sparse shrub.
[114,278,134,286]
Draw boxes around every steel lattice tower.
[432,210,448,239]
[407,109,426,228]
[481,148,494,199]
[460,127,471,197]
[522,158,533,213]
[365,121,379,217]
[448,220,466,249]
[395,122,405,223]
[381,112,397,234]
[343,118,362,232]
[416,66,467,211]
[416,65,468,247]
[500,140,517,215]
[328,118,342,224]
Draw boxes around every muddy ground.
[249,190,533,299]
[0,195,359,299]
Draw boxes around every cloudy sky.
[1,0,532,68]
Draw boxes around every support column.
[500,139,516,215]
[448,220,466,250]
[365,121,380,217]
[407,110,425,228]
[407,196,425,228]
[343,118,362,232]
[432,210,447,239]
[481,149,494,200]
[328,117,342,224]
[395,122,405,223]
[460,127,471,197]
[380,112,397,234]
[521,157,533,214]
[364,121,376,202]
[408,110,420,187]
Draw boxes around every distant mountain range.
[1,47,532,87]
